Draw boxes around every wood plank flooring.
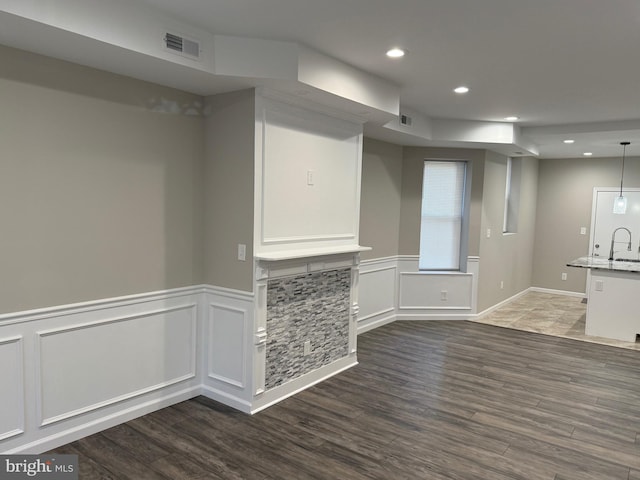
[49,321,640,479]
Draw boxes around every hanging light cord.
[620,141,630,196]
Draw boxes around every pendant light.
[613,141,630,214]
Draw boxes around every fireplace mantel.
[255,245,371,262]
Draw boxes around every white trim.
[359,265,397,275]
[35,304,198,427]
[255,245,370,261]
[474,288,530,319]
[0,285,204,326]
[35,304,198,337]
[249,356,357,414]
[201,285,254,301]
[4,386,200,454]
[0,336,25,441]
[396,313,474,321]
[357,314,395,334]
[360,256,399,266]
[199,385,253,414]
[528,287,586,298]
[358,307,395,322]
[206,303,248,389]
[399,306,473,311]
[262,233,357,245]
[39,373,196,427]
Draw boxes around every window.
[419,160,467,270]
[503,157,521,234]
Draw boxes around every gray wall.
[532,155,640,293]
[0,45,204,314]
[477,153,538,312]
[364,142,539,313]
[359,138,403,260]
[203,90,255,292]
[400,147,486,256]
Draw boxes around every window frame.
[418,159,470,272]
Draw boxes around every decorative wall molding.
[0,336,25,441]
[358,258,397,334]
[358,256,480,331]
[201,286,255,408]
[35,303,198,427]
[0,285,203,327]
[207,303,248,389]
[255,96,363,255]
[0,286,203,454]
[398,272,473,310]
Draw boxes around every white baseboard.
[474,288,531,319]
[529,286,586,298]
[4,386,199,454]
[357,314,395,334]
[199,385,253,414]
[249,356,358,414]
[396,313,474,321]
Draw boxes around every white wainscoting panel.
[208,304,247,388]
[0,287,203,454]
[36,304,197,426]
[395,255,477,320]
[201,287,254,413]
[0,336,25,441]
[358,258,397,333]
[399,272,473,310]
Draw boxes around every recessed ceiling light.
[504,116,519,122]
[563,139,575,144]
[583,152,593,156]
[386,48,405,58]
[454,86,469,94]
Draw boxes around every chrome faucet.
[608,227,632,260]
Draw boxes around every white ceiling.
[7,0,640,158]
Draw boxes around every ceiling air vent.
[400,114,412,126]
[164,32,201,60]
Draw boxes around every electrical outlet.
[486,228,491,238]
[303,340,312,356]
[580,227,587,235]
[440,290,448,301]
[237,243,246,261]
[307,170,315,186]
[561,272,567,281]
[500,280,504,289]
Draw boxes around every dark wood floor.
[50,321,640,479]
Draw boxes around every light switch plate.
[237,243,246,261]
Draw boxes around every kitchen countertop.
[567,256,640,273]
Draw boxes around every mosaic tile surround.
[265,268,351,390]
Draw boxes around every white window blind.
[419,161,467,270]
